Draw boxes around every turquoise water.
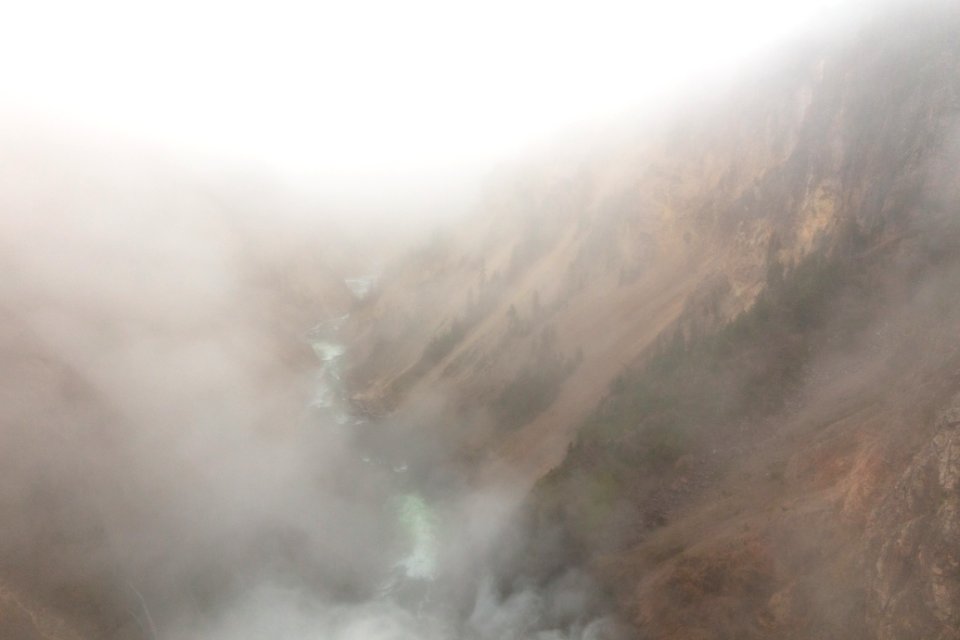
[393,493,439,581]
[345,274,378,300]
[309,315,440,595]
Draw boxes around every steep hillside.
[346,3,960,638]
[348,3,960,483]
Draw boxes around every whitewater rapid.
[307,309,440,596]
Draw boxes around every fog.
[1,0,942,638]
[1,0,860,217]
[0,137,625,639]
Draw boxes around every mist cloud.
[0,134,618,640]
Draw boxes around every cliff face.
[867,392,960,640]
[350,3,960,475]
[348,3,960,637]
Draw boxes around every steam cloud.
[0,135,619,639]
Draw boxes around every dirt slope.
[348,3,960,637]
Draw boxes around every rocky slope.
[347,2,960,637]
[867,391,960,639]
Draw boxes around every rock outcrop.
[867,392,960,639]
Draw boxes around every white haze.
[0,141,623,639]
[0,2,894,639]
[0,0,856,211]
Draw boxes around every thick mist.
[0,137,620,640]
[5,2,954,638]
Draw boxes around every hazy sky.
[1,0,851,191]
